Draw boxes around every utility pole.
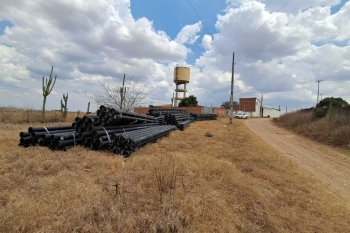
[316,80,322,105]
[260,94,263,117]
[320,94,324,101]
[229,52,235,124]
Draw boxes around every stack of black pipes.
[148,108,187,117]
[147,108,192,131]
[18,105,191,156]
[111,125,176,157]
[80,123,159,150]
[19,125,77,150]
[74,105,168,152]
[191,113,218,121]
[165,113,191,131]
[74,106,180,157]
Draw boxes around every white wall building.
[234,98,281,118]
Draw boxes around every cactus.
[42,66,57,121]
[120,74,127,110]
[60,93,68,119]
[86,101,90,115]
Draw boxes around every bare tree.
[90,74,148,112]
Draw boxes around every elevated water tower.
[173,67,190,107]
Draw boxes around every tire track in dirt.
[245,118,350,199]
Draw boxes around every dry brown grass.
[0,108,79,124]
[275,110,350,149]
[1,119,350,232]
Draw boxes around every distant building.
[134,104,227,117]
[233,98,281,118]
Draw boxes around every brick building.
[234,98,260,115]
[233,98,281,118]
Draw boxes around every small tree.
[178,95,198,107]
[313,97,349,120]
[42,66,57,121]
[221,101,238,109]
[60,93,68,119]
[90,74,148,112]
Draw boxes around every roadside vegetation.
[274,97,350,149]
[1,116,350,232]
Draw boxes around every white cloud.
[226,0,342,14]
[0,0,192,110]
[0,46,33,88]
[201,35,213,50]
[191,0,350,108]
[175,21,202,45]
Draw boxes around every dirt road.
[245,118,350,199]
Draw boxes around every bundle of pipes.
[81,123,159,150]
[74,115,100,132]
[177,119,191,131]
[155,116,166,125]
[50,132,82,151]
[148,108,188,117]
[72,105,163,150]
[164,112,191,131]
[191,113,218,121]
[19,125,76,150]
[96,105,159,126]
[111,125,177,157]
[18,106,179,156]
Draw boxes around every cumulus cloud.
[0,0,192,110]
[226,0,342,14]
[193,0,350,108]
[175,21,202,45]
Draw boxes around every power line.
[234,0,290,52]
[186,0,212,38]
[186,0,227,57]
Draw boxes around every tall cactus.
[61,93,68,119]
[42,66,57,121]
[120,74,126,110]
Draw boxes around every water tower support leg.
[175,83,179,107]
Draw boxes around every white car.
[234,112,248,119]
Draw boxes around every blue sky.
[0,20,13,35]
[331,0,348,14]
[130,0,226,64]
[0,0,350,112]
[131,0,225,38]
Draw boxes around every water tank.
[174,67,190,84]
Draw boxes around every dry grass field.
[1,115,350,232]
[0,108,81,124]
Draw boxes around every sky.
[0,0,349,112]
